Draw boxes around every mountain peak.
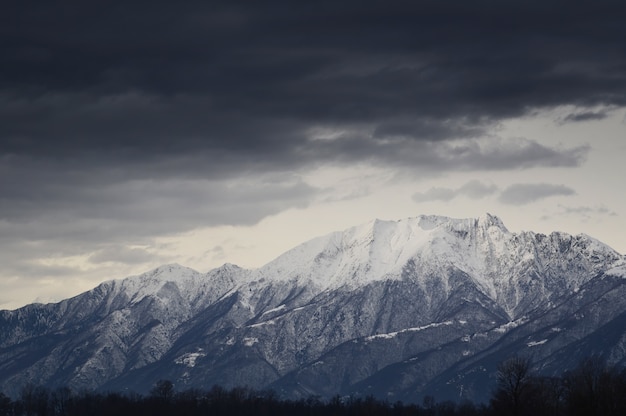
[404,213,508,234]
[152,263,194,274]
[256,214,623,306]
[258,214,512,290]
[477,212,507,231]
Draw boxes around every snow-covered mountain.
[1,214,625,402]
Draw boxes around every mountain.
[1,214,625,403]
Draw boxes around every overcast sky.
[1,0,625,309]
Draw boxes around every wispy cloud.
[412,180,498,202]
[541,204,618,222]
[562,111,608,123]
[413,181,578,206]
[498,184,576,205]
[88,245,162,265]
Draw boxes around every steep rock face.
[0,214,624,403]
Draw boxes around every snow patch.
[366,321,453,341]
[261,304,286,316]
[605,260,626,278]
[248,320,276,328]
[175,350,206,368]
[527,339,548,347]
[493,318,527,333]
[243,337,259,346]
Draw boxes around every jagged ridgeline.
[1,214,625,403]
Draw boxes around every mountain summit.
[1,214,625,402]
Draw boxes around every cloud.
[412,180,498,203]
[88,246,161,265]
[0,2,603,220]
[0,174,319,289]
[0,177,318,251]
[412,187,457,203]
[1,0,625,305]
[459,180,500,199]
[498,183,576,205]
[0,171,317,229]
[305,134,589,173]
[412,181,578,206]
[562,111,608,123]
[558,205,618,217]
[541,204,619,222]
[437,137,589,170]
[206,246,227,262]
[2,1,623,169]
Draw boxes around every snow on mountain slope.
[47,213,619,318]
[254,213,622,317]
[257,214,498,289]
[1,213,624,401]
[27,213,615,331]
[103,262,250,309]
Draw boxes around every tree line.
[1,356,625,416]
[491,355,626,416]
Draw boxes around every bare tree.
[491,356,534,416]
[150,379,175,403]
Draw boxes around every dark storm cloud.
[2,0,625,286]
[2,0,625,162]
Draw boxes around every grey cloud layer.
[0,176,315,240]
[413,181,576,205]
[412,180,498,202]
[542,205,619,221]
[3,1,625,161]
[498,183,576,205]
[0,175,316,284]
[2,1,625,289]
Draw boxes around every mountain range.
[1,213,625,403]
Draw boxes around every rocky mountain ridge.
[1,214,624,402]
